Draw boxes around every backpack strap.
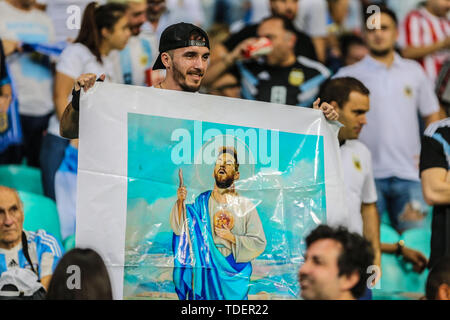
[21,232,38,277]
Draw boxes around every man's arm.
[54,72,75,121]
[60,101,79,139]
[0,83,11,113]
[40,275,51,291]
[1,39,21,56]
[402,37,450,60]
[381,243,428,273]
[311,37,327,64]
[361,203,381,269]
[202,39,256,87]
[59,73,104,139]
[421,167,450,205]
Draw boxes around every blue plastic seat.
[63,234,76,251]
[0,165,43,195]
[400,228,431,293]
[19,190,62,243]
[377,223,431,297]
[379,223,404,294]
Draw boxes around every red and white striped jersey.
[399,7,450,83]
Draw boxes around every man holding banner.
[170,146,266,300]
[60,22,339,139]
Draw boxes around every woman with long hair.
[42,2,131,241]
[46,248,113,299]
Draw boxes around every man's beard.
[215,175,234,189]
[369,47,391,57]
[282,10,296,21]
[130,24,142,36]
[19,0,34,9]
[173,62,202,92]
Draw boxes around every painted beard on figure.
[215,173,235,189]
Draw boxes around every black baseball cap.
[152,22,210,70]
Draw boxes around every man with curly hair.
[299,225,374,300]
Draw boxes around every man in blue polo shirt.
[0,186,63,290]
[335,6,442,233]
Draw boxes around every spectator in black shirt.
[210,0,318,70]
[204,16,331,108]
[420,118,450,269]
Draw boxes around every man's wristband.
[395,240,405,256]
[71,88,80,112]
[71,76,104,112]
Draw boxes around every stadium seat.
[379,223,405,294]
[380,210,391,226]
[380,223,399,244]
[401,228,431,293]
[377,222,431,296]
[0,165,44,195]
[19,191,62,243]
[63,234,76,251]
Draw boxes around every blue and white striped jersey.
[0,230,64,279]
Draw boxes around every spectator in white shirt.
[319,77,381,273]
[108,0,159,86]
[319,77,428,283]
[335,7,442,233]
[0,0,55,168]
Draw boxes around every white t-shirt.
[109,33,158,86]
[47,42,117,136]
[335,53,440,181]
[0,1,55,116]
[340,140,378,236]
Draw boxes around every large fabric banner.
[76,82,348,300]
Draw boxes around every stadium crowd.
[0,0,449,300]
